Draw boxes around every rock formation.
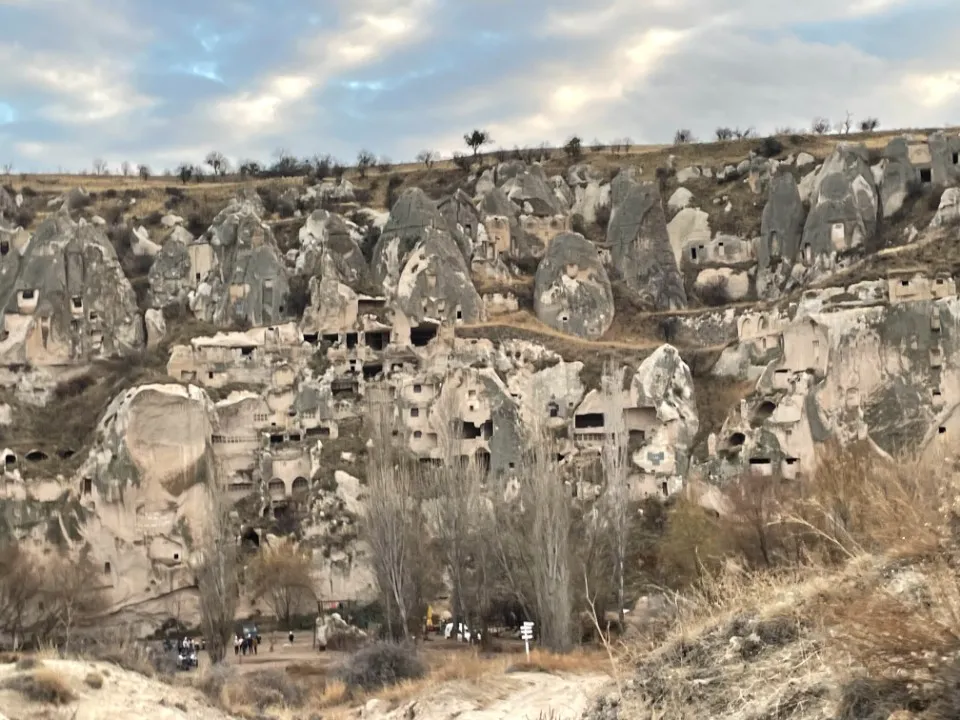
[606,172,687,309]
[534,232,614,340]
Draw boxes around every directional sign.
[520,621,535,658]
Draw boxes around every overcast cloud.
[1,0,959,173]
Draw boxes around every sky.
[1,0,960,174]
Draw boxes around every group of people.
[234,632,261,656]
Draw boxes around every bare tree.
[673,129,695,144]
[860,117,880,132]
[425,386,485,639]
[356,149,376,179]
[1,163,12,175]
[120,161,131,177]
[137,164,151,181]
[364,390,426,639]
[92,158,107,176]
[205,151,226,179]
[176,163,193,184]
[600,361,630,627]
[837,111,854,135]
[248,537,316,629]
[812,117,832,135]
[377,156,393,173]
[715,127,734,141]
[45,553,106,653]
[195,465,238,664]
[491,411,573,653]
[0,543,42,649]
[416,150,437,168]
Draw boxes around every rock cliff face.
[5,130,960,633]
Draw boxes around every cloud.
[1,0,960,172]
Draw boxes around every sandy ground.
[362,671,610,720]
[0,658,233,720]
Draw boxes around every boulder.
[500,166,563,216]
[144,308,166,349]
[667,187,693,211]
[930,187,960,228]
[316,612,367,649]
[534,232,614,340]
[796,152,815,168]
[606,177,687,310]
[675,166,700,183]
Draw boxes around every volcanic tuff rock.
[534,232,614,340]
[191,196,290,327]
[0,210,143,365]
[606,172,687,310]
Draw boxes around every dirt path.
[364,671,609,720]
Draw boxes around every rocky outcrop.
[757,173,807,297]
[628,345,699,478]
[0,187,15,221]
[191,197,290,327]
[501,166,563,216]
[798,145,879,277]
[0,211,143,365]
[879,137,915,218]
[296,210,369,289]
[394,227,481,324]
[372,189,469,293]
[606,175,687,310]
[533,232,614,340]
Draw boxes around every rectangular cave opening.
[322,334,340,345]
[269,434,284,445]
[410,324,438,347]
[306,426,331,438]
[461,422,483,440]
[366,331,389,351]
[302,333,319,344]
[345,333,359,349]
[920,167,933,184]
[574,413,605,430]
[362,363,383,380]
[629,429,646,446]
[331,379,358,399]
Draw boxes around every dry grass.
[3,667,77,705]
[201,647,608,719]
[609,442,960,719]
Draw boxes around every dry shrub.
[828,561,960,718]
[84,671,104,689]
[335,642,426,692]
[15,656,40,671]
[3,668,77,705]
[324,629,365,652]
[232,669,307,711]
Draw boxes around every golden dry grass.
[205,647,608,720]
[2,667,77,705]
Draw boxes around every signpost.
[520,621,535,660]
